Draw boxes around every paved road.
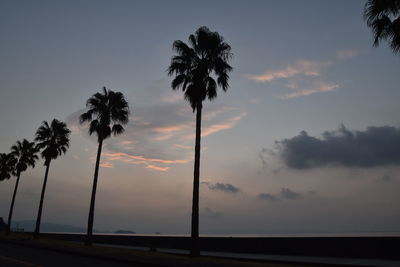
[0,242,146,267]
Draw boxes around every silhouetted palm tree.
[167,26,233,256]
[34,119,71,239]
[80,87,130,246]
[6,139,38,235]
[0,153,16,182]
[364,0,400,53]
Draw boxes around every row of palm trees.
[0,87,130,246]
[0,119,70,239]
[1,26,232,256]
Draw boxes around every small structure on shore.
[114,230,135,234]
[0,217,6,232]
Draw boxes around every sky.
[1,0,400,235]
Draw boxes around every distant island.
[115,230,135,234]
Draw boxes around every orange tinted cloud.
[146,165,169,171]
[174,144,192,150]
[103,152,188,164]
[118,140,135,145]
[100,162,114,168]
[101,151,188,171]
[280,83,339,99]
[153,125,186,133]
[201,113,247,137]
[246,60,331,82]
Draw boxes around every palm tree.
[80,87,130,246]
[364,0,400,54]
[167,26,233,256]
[33,119,71,239]
[6,139,38,235]
[0,153,16,182]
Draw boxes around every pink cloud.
[101,151,189,172]
[246,60,331,82]
[145,165,169,171]
[280,83,339,99]
[201,113,247,138]
[100,162,114,168]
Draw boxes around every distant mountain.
[11,220,110,233]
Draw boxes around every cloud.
[280,188,301,199]
[145,165,169,172]
[246,50,360,100]
[66,94,245,172]
[100,162,114,168]
[280,82,339,99]
[276,125,400,169]
[257,193,277,201]
[102,152,188,172]
[258,188,302,201]
[336,49,360,60]
[202,181,240,194]
[118,140,135,145]
[246,60,331,82]
[174,144,192,150]
[201,113,247,137]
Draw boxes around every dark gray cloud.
[258,188,302,201]
[257,193,277,201]
[275,125,400,169]
[203,182,240,194]
[280,188,301,199]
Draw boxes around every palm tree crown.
[35,119,71,165]
[11,139,38,174]
[0,153,17,181]
[168,26,233,111]
[364,0,400,53]
[80,87,130,141]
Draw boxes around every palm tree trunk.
[85,138,103,246]
[191,102,202,257]
[6,171,21,235]
[34,160,51,239]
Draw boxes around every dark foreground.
[0,234,308,267]
[40,233,400,260]
[0,242,138,267]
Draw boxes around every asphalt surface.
[0,242,146,267]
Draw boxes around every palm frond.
[10,139,38,174]
[364,0,400,53]
[80,87,130,141]
[112,124,125,136]
[168,26,233,111]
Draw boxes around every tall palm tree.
[80,87,130,246]
[34,119,71,239]
[364,0,400,54]
[0,153,16,182]
[6,139,38,235]
[167,26,233,256]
